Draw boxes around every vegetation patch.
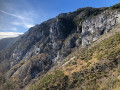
[110,3,120,10]
[29,70,69,90]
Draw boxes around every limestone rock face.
[82,10,120,47]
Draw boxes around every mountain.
[29,24,120,90]
[0,38,15,51]
[0,3,120,90]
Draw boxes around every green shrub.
[110,3,120,10]
[96,54,104,59]
[29,70,65,90]
[74,7,107,26]
[87,62,91,67]
[72,61,77,65]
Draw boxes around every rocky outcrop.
[82,10,120,47]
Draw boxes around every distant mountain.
[0,3,120,90]
[0,38,15,51]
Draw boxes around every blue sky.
[0,0,119,39]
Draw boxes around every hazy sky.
[0,0,119,39]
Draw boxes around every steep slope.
[29,24,120,90]
[0,7,108,66]
[0,3,120,90]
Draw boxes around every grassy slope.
[29,24,120,90]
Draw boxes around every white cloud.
[24,24,34,28]
[12,21,21,26]
[0,1,42,33]
[0,9,32,21]
[12,20,34,29]
[21,19,34,28]
[0,26,18,32]
[11,27,17,31]
[0,32,23,39]
[0,9,35,30]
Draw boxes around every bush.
[29,70,65,90]
[110,3,120,10]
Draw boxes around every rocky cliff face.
[0,4,120,89]
[82,10,120,47]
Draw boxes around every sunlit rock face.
[82,10,120,47]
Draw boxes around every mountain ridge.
[0,3,120,90]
